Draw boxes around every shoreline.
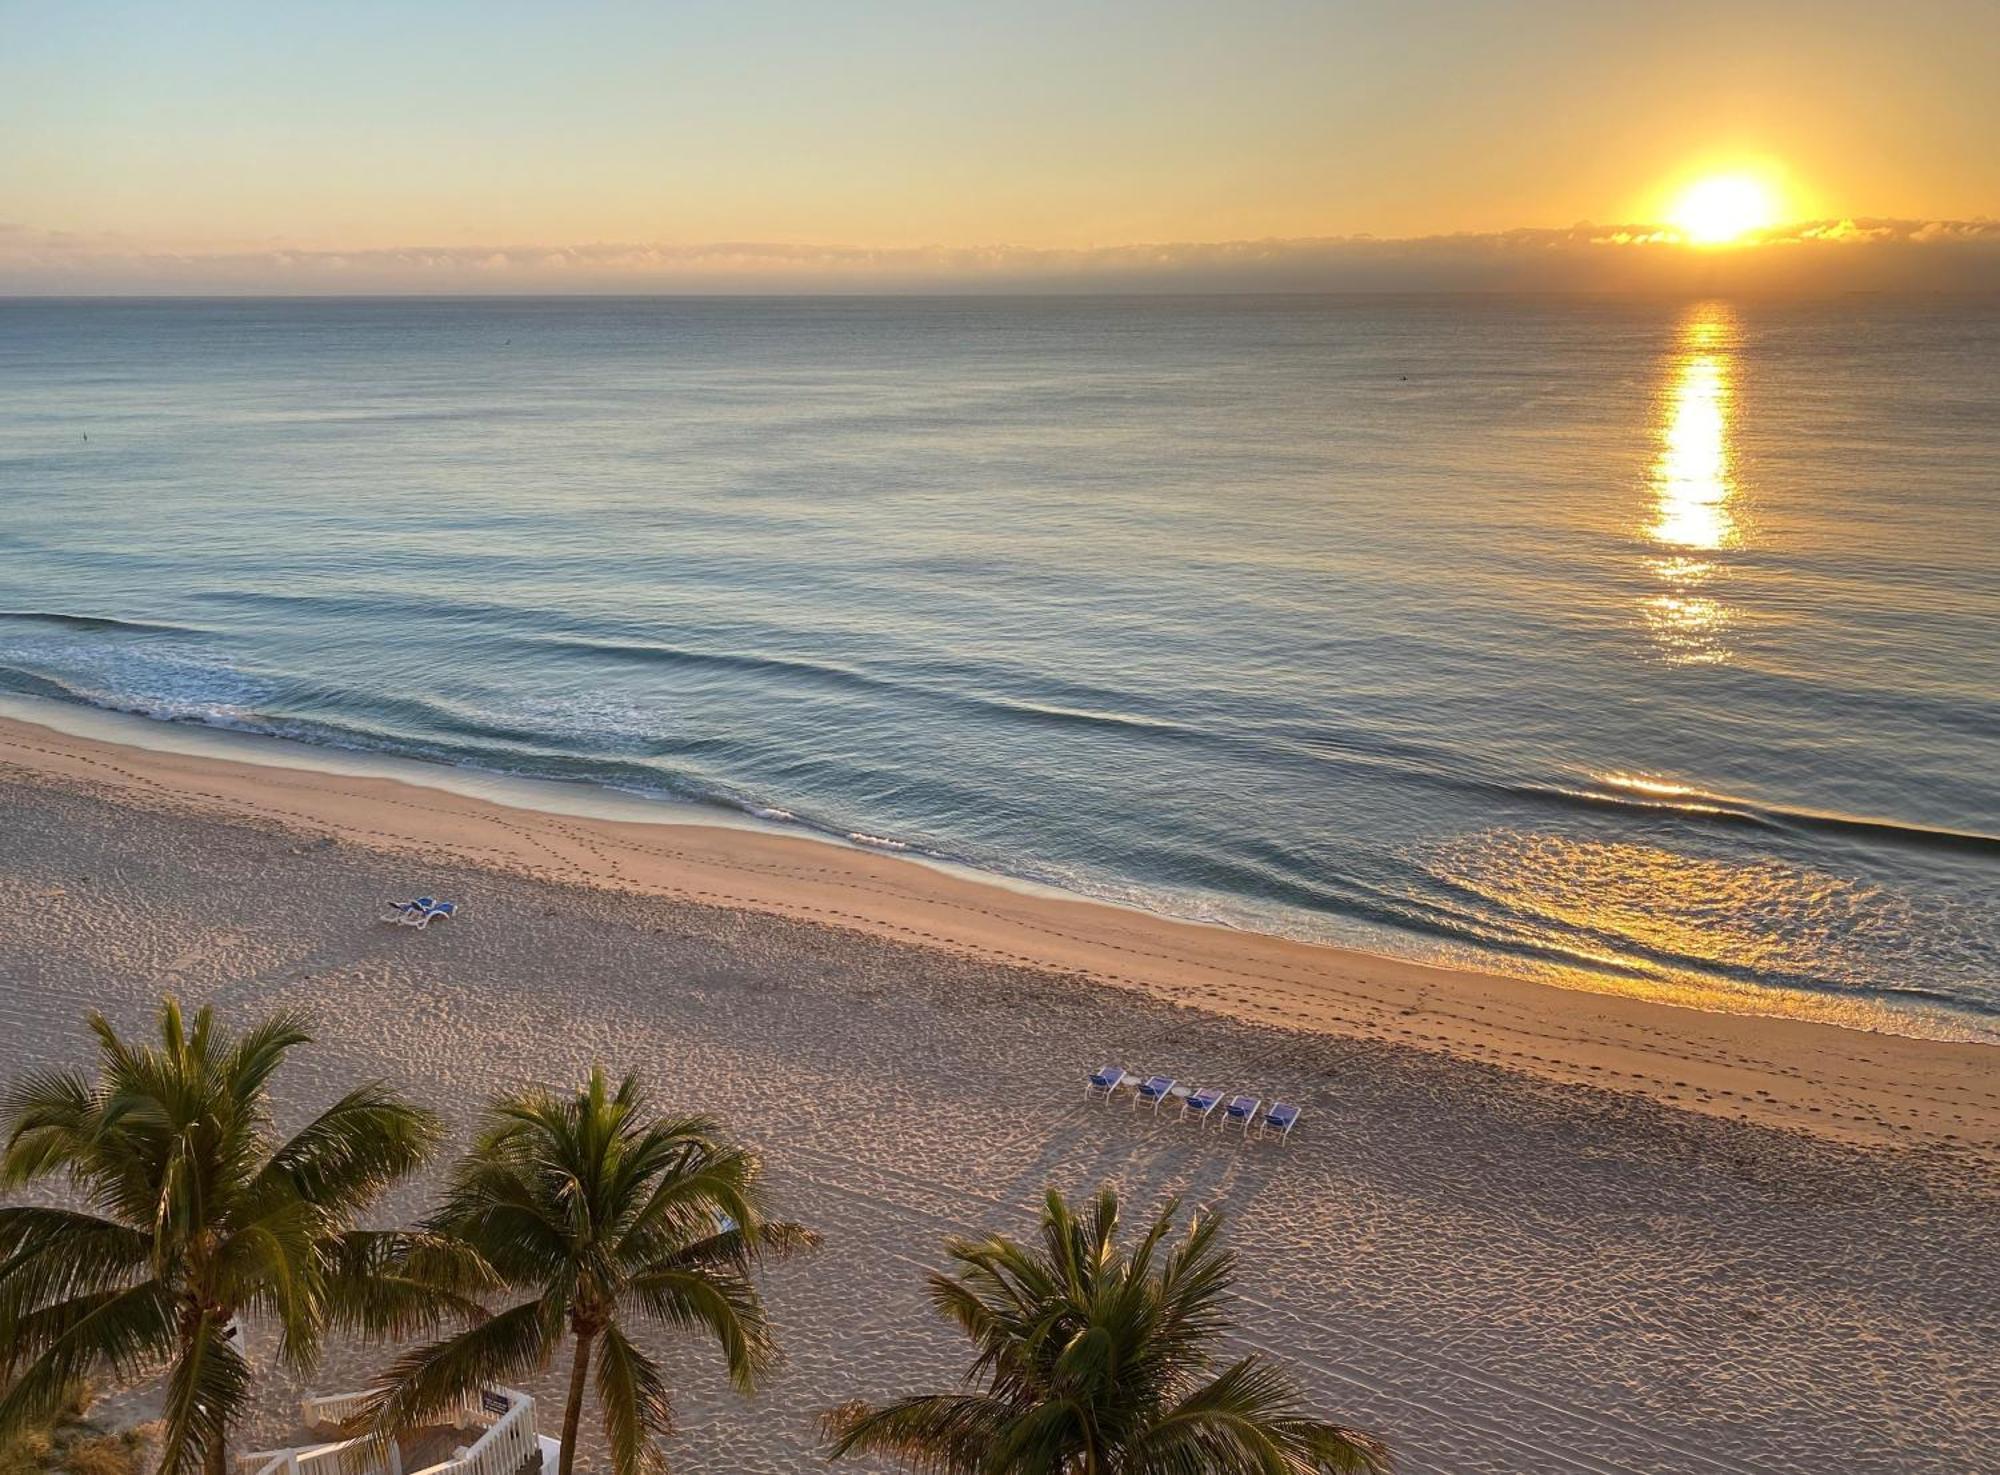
[1,689,1991,1048]
[0,704,1993,1159]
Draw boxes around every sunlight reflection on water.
[1643,304,1742,665]
[1420,827,1923,1024]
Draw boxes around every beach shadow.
[997,1095,1297,1223]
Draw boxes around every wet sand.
[0,715,1994,1473]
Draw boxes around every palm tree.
[366,1067,815,1475]
[0,998,446,1475]
[824,1187,1389,1475]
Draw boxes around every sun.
[1668,174,1780,246]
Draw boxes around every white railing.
[308,1438,400,1475]
[237,1436,394,1475]
[405,1388,539,1475]
[239,1387,541,1475]
[301,1391,378,1430]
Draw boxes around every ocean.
[1,295,1995,1038]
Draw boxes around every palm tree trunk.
[189,1307,228,1475]
[557,1329,596,1475]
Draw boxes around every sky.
[3,0,1997,292]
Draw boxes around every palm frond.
[218,1008,315,1112]
[637,1220,819,1276]
[362,1296,560,1434]
[616,1138,754,1252]
[622,1265,776,1392]
[986,1399,1097,1473]
[820,1394,1015,1474]
[426,1165,575,1289]
[0,1207,150,1343]
[1138,1356,1390,1474]
[823,1188,1386,1474]
[215,1190,333,1372]
[379,1070,810,1469]
[155,1315,253,1475]
[0,1282,177,1440]
[262,1085,443,1219]
[0,998,438,1440]
[323,1231,500,1341]
[0,1068,98,1186]
[594,1323,675,1475]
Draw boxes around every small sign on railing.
[480,1391,509,1417]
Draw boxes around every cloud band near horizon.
[3,219,1996,295]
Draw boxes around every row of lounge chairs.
[381,896,458,929]
[1086,1065,1302,1142]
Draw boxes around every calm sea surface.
[1,296,1995,1037]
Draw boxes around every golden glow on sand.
[1667,173,1781,246]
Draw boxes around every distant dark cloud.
[3,219,1997,294]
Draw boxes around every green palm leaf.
[1136,1357,1389,1474]
[156,1314,253,1475]
[0,998,439,1473]
[325,1230,499,1342]
[594,1322,675,1475]
[825,1187,1390,1475]
[0,1068,97,1188]
[365,1295,562,1434]
[380,1066,812,1475]
[621,1263,773,1391]
[260,1084,443,1218]
[0,1282,177,1435]
[821,1393,1019,1475]
[0,1207,151,1344]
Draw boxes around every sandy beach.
[0,710,1995,1474]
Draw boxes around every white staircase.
[237,1387,551,1475]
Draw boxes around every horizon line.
[7,218,1996,296]
[5,285,1995,302]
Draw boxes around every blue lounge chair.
[1086,1065,1128,1103]
[1134,1075,1175,1113]
[1223,1095,1261,1134]
[408,900,456,930]
[1259,1102,1302,1143]
[383,896,436,923]
[1181,1087,1223,1124]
